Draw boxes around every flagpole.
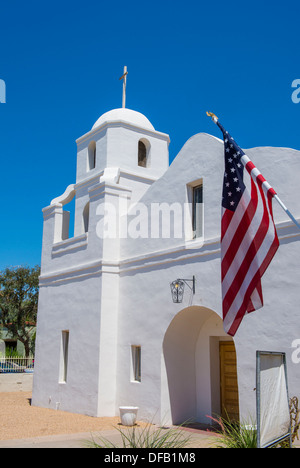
[206,111,300,230]
[273,195,300,229]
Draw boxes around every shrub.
[86,422,191,449]
[207,415,257,448]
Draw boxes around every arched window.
[88,141,96,171]
[138,139,150,167]
[83,202,90,233]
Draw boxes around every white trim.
[52,233,88,256]
[76,120,170,145]
[74,168,158,193]
[39,219,300,285]
[51,184,75,206]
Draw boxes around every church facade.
[32,107,300,425]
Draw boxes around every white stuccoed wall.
[32,108,300,425]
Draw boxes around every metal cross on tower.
[119,66,128,108]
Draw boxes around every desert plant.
[207,415,257,448]
[277,396,299,448]
[207,396,300,449]
[86,422,191,449]
[289,396,300,443]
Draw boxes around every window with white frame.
[192,184,203,239]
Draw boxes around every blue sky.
[0,0,300,270]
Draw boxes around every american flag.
[218,121,279,336]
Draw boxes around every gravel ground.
[0,392,128,440]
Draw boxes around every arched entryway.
[161,306,239,425]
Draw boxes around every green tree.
[0,265,40,357]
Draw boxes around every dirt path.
[0,392,125,440]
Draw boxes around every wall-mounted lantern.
[170,276,195,303]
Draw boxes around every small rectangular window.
[59,330,69,383]
[131,345,141,382]
[192,184,203,239]
[87,141,96,171]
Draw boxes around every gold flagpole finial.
[206,111,218,123]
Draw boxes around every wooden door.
[219,341,239,422]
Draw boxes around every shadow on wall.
[162,305,233,425]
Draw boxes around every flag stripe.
[224,182,276,314]
[222,173,266,295]
[218,121,279,336]
[221,181,253,254]
[247,282,263,312]
[221,176,258,282]
[221,208,234,239]
[224,234,279,335]
[223,193,278,332]
[223,177,274,318]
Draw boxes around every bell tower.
[32,107,170,417]
[76,108,169,183]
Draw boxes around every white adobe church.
[32,99,300,425]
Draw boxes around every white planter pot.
[119,406,139,426]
